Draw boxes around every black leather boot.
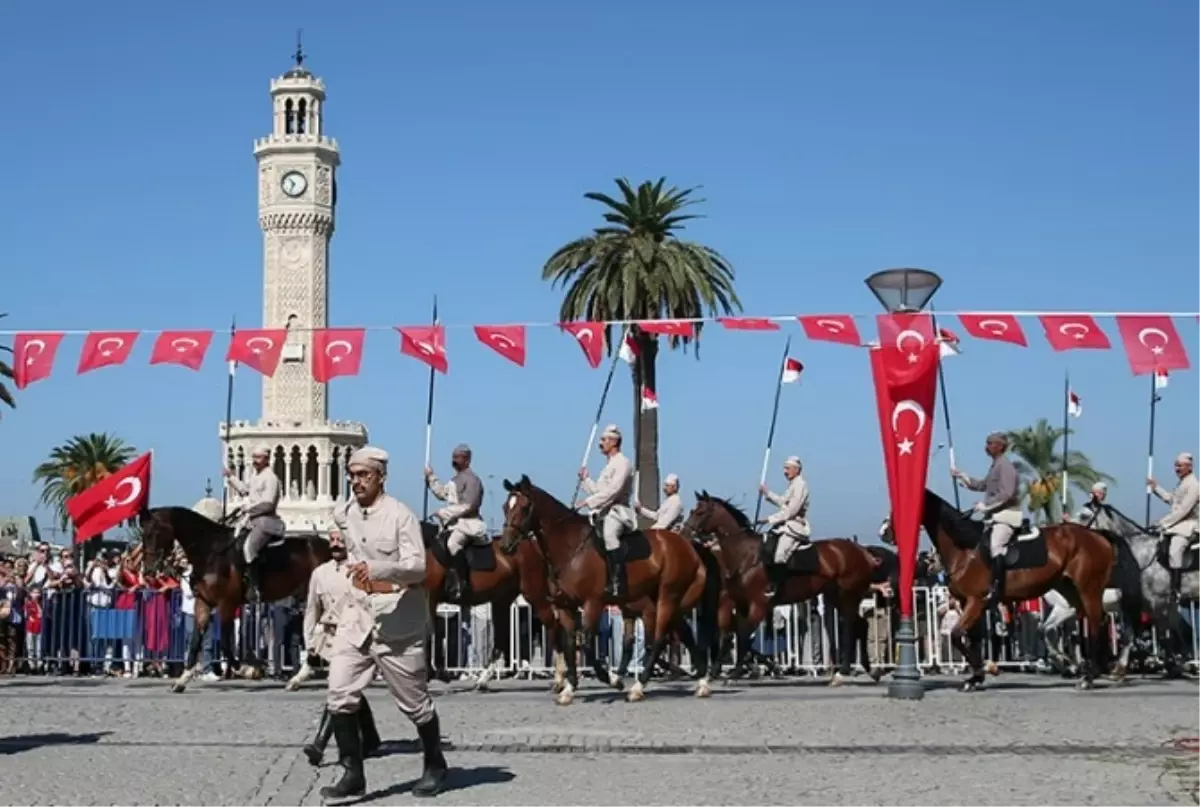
[1169,568,1183,602]
[411,712,449,797]
[303,706,333,767]
[605,550,625,599]
[319,712,366,803]
[358,697,381,758]
[988,557,1007,605]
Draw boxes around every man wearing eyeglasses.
[1148,451,1198,598]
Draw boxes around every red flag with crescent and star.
[12,332,64,389]
[638,319,695,338]
[957,313,1028,347]
[872,313,940,622]
[797,315,862,346]
[559,321,604,369]
[718,317,780,331]
[311,328,366,382]
[150,330,214,370]
[473,325,527,367]
[78,331,139,374]
[397,325,448,374]
[65,451,152,543]
[1038,314,1111,351]
[1113,315,1191,375]
[226,328,287,377]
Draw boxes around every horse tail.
[692,543,724,672]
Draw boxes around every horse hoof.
[960,680,978,693]
[829,672,845,688]
[554,684,575,706]
[550,678,564,694]
[985,661,1000,677]
[695,678,712,699]
[609,675,625,692]
[627,682,646,703]
[171,682,186,694]
[1077,679,1094,691]
[1107,664,1127,684]
[869,669,884,684]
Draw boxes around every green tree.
[542,178,741,510]
[33,433,137,533]
[1006,418,1114,524]
[0,314,16,417]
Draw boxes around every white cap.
[1091,481,1107,493]
[1177,452,1194,465]
[664,473,679,486]
[251,443,271,458]
[601,424,622,440]
[348,446,389,474]
[783,456,802,469]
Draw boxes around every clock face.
[280,171,308,198]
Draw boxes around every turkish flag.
[78,331,139,374]
[957,313,1028,347]
[1114,315,1191,375]
[718,317,780,331]
[226,329,287,377]
[1038,315,1111,351]
[871,328,940,622]
[559,321,604,369]
[638,320,695,338]
[150,330,214,370]
[875,312,936,364]
[474,325,527,367]
[66,451,152,543]
[397,325,448,374]
[312,328,366,382]
[797,315,862,346]
[12,332,64,389]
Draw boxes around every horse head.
[922,489,981,551]
[499,475,536,554]
[140,506,230,576]
[139,507,176,577]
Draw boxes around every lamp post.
[865,267,942,701]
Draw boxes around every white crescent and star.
[815,318,846,333]
[890,399,928,456]
[324,339,354,363]
[574,327,595,345]
[414,340,438,357]
[488,333,517,351]
[95,336,126,357]
[1136,327,1169,356]
[104,477,142,509]
[1058,322,1090,341]
[22,338,46,366]
[977,318,1009,335]
[170,337,200,353]
[245,336,275,354]
[895,328,927,363]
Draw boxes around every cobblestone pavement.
[0,672,1195,805]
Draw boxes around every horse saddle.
[587,525,652,563]
[1154,532,1200,573]
[759,531,819,574]
[423,524,497,572]
[983,520,1047,570]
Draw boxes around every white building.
[219,51,367,535]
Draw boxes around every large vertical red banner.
[871,315,940,620]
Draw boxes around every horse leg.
[628,598,670,703]
[830,590,858,687]
[1076,587,1106,691]
[172,600,210,694]
[613,615,637,681]
[950,597,989,692]
[857,615,882,683]
[474,598,510,691]
[674,610,713,698]
[555,610,580,706]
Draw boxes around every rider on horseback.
[223,444,284,602]
[952,431,1022,606]
[425,444,487,602]
[636,473,684,530]
[756,455,810,598]
[1070,481,1108,526]
[578,424,636,598]
[1148,451,1198,600]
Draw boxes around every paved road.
[0,672,1195,805]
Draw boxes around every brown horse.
[680,492,883,685]
[138,506,330,693]
[498,475,720,704]
[920,489,1127,691]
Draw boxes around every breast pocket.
[368,536,399,561]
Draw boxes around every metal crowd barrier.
[1,585,1196,678]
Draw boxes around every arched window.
[289,446,303,498]
[297,99,307,134]
[284,98,295,134]
[305,446,319,499]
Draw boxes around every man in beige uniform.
[952,432,1023,605]
[295,529,381,767]
[223,444,283,601]
[425,443,488,601]
[322,446,448,802]
[636,473,684,530]
[1149,451,1199,598]
[578,424,636,597]
[756,455,811,597]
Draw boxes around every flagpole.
[1060,371,1070,515]
[220,316,237,520]
[571,327,627,508]
[421,296,439,522]
[930,309,961,510]
[1144,371,1160,527]
[754,336,792,523]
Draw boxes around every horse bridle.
[681,509,756,580]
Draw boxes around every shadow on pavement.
[0,731,112,755]
[361,765,515,802]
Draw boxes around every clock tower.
[220,51,367,534]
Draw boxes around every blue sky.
[1,1,1196,543]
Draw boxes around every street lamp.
[865,267,943,701]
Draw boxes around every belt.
[322,624,337,636]
[353,579,402,595]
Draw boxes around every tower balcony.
[254,134,340,161]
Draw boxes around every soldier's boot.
[319,712,366,804]
[358,696,382,758]
[243,561,263,604]
[1169,568,1183,603]
[444,552,471,603]
[302,706,334,767]
[605,550,626,599]
[411,711,449,798]
[988,557,1007,606]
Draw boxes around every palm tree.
[33,433,137,533]
[0,314,16,417]
[1006,418,1114,524]
[543,178,741,511]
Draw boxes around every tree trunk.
[631,334,660,525]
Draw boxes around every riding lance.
[220,316,237,520]
[929,309,961,510]
[753,336,792,524]
[570,325,628,508]
[1145,370,1162,527]
[422,296,439,522]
